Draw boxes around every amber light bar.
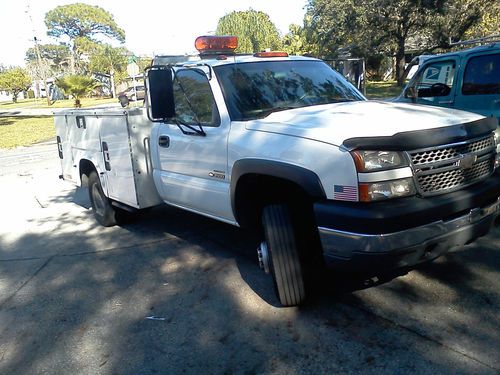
[254,51,289,58]
[195,36,238,54]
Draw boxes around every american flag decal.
[334,185,358,201]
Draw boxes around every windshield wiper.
[173,70,206,137]
[174,118,206,136]
[328,98,358,103]
[255,106,301,118]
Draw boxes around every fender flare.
[230,158,326,220]
[78,157,102,186]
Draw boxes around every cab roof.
[424,42,499,62]
[171,54,322,69]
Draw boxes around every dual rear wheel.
[88,171,131,226]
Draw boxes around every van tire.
[262,204,306,306]
[88,171,117,227]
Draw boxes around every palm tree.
[55,75,100,107]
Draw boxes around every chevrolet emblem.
[456,154,477,170]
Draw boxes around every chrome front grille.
[408,134,496,196]
[411,135,495,166]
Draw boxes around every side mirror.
[404,86,417,102]
[145,66,175,122]
[118,94,129,108]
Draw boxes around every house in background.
[0,90,25,102]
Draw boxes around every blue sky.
[0,0,308,67]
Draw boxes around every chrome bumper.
[318,196,500,260]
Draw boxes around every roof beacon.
[195,36,238,58]
[254,51,289,58]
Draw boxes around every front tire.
[262,204,306,306]
[88,171,118,227]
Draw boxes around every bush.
[55,75,100,107]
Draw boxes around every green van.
[395,43,499,122]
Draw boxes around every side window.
[173,69,220,126]
[413,60,456,98]
[462,53,500,95]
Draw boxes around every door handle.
[159,135,170,148]
[102,141,111,171]
[56,136,63,159]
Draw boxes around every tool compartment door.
[99,115,138,207]
[54,114,75,182]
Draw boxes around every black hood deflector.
[343,117,497,150]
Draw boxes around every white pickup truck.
[55,36,500,306]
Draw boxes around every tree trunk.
[34,81,41,98]
[70,54,76,75]
[33,43,52,106]
[110,68,116,98]
[395,38,406,86]
[43,79,51,106]
[70,45,77,75]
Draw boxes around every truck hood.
[244,101,484,147]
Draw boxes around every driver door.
[405,58,459,108]
[152,68,234,222]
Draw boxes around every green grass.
[365,80,402,99]
[0,116,55,149]
[0,97,118,109]
[0,82,402,149]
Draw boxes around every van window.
[462,53,500,95]
[414,60,455,98]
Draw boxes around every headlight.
[495,128,500,169]
[351,150,407,172]
[359,177,416,202]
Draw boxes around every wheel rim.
[257,241,270,274]
[91,184,106,216]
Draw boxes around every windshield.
[214,60,365,121]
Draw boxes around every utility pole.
[26,4,51,106]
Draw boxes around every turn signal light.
[195,36,238,54]
[358,178,416,202]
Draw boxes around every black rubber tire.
[88,171,118,227]
[262,204,306,306]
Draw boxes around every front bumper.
[314,174,500,272]
[318,197,499,272]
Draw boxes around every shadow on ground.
[0,186,498,374]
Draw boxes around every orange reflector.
[358,184,371,202]
[351,150,366,172]
[195,36,238,54]
[254,51,289,58]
